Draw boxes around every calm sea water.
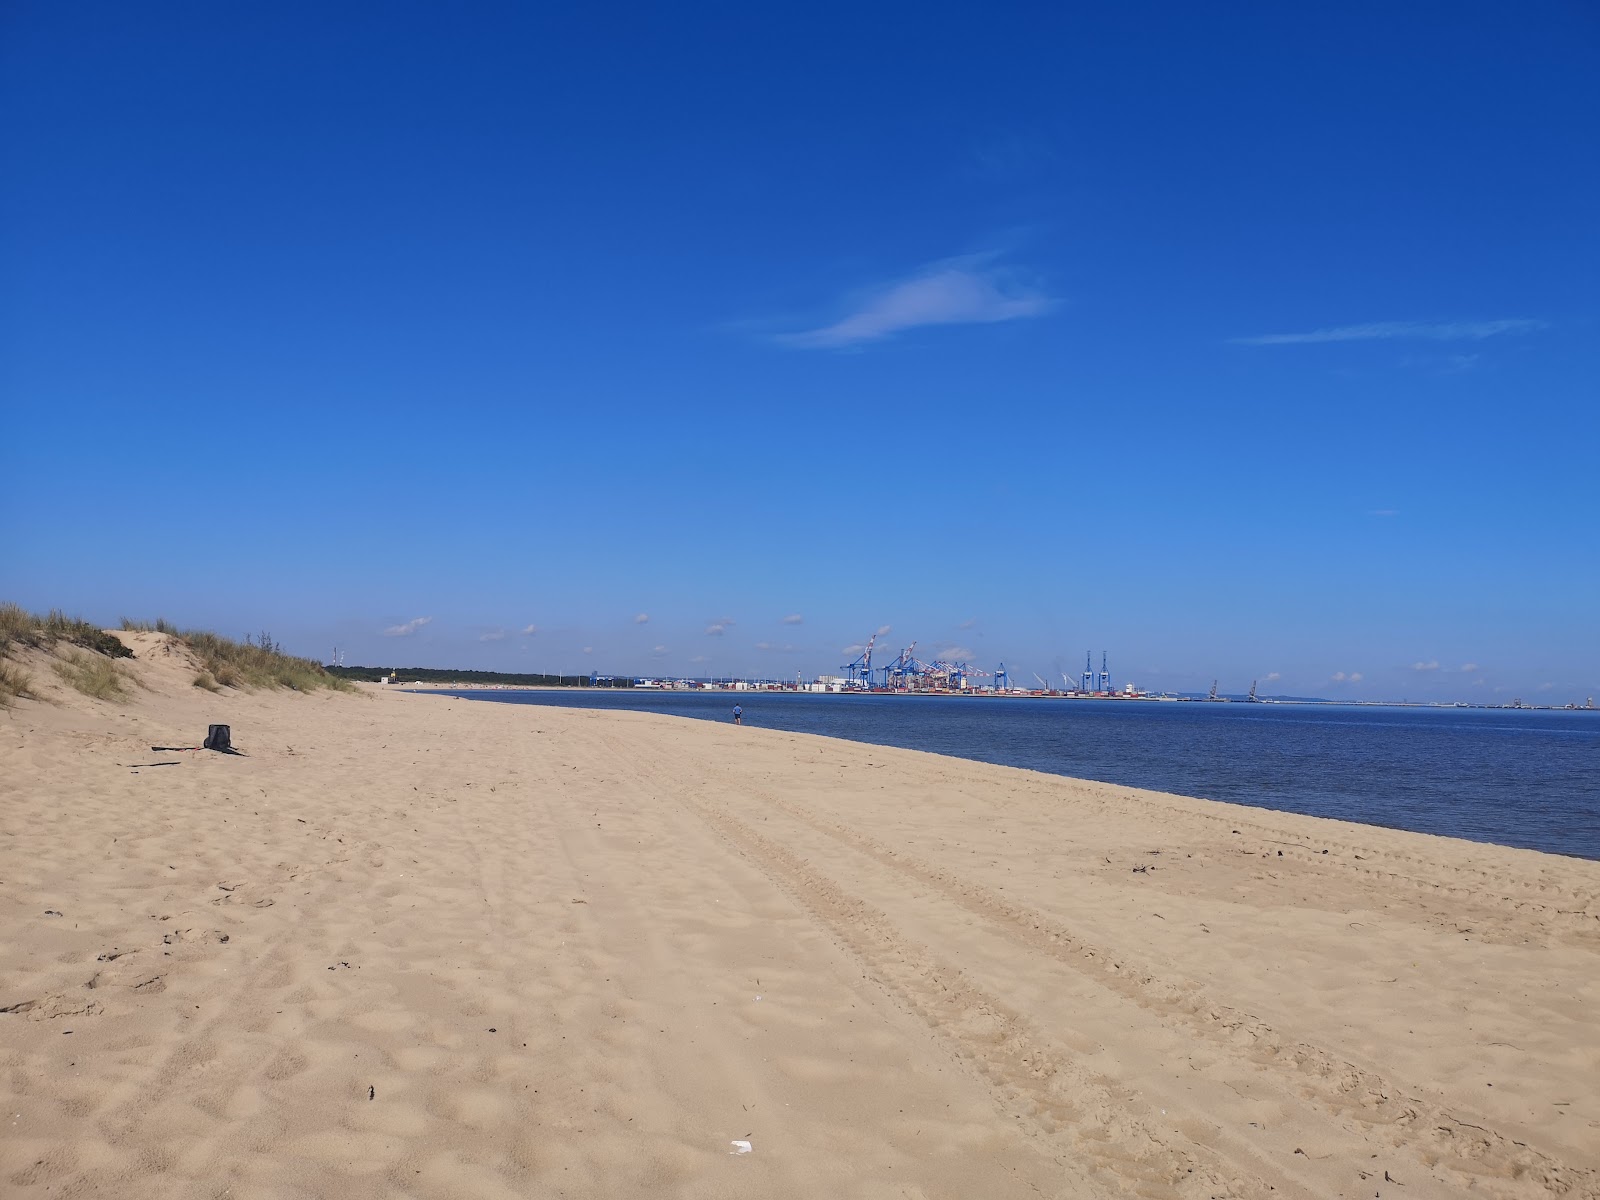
[429,690,1600,861]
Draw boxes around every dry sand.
[2,632,1597,1199]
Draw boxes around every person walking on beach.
[732,704,742,726]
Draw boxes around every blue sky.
[4,2,1596,701]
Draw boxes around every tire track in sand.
[612,724,1597,1200]
[599,730,1273,1200]
[740,780,1599,1200]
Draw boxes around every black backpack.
[203,724,232,752]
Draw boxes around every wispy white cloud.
[689,654,709,664]
[1460,662,1479,673]
[382,616,432,637]
[1264,672,1281,682]
[782,614,804,625]
[755,642,799,653]
[1233,318,1544,347]
[582,646,593,655]
[1410,660,1440,672]
[651,644,668,656]
[875,624,893,638]
[521,624,538,636]
[958,617,979,630]
[1330,670,1364,684]
[778,255,1053,349]
[705,617,735,637]
[634,613,650,624]
[937,646,977,662]
[479,629,508,642]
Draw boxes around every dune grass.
[178,630,354,693]
[119,617,179,634]
[0,660,33,707]
[0,603,133,660]
[2,602,353,696]
[53,649,133,701]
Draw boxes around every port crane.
[927,658,988,690]
[878,642,921,689]
[840,633,877,687]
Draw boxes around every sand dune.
[2,633,1597,1198]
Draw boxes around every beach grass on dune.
[2,602,354,696]
[119,616,180,635]
[0,603,132,660]
[53,648,134,701]
[179,630,355,693]
[0,660,33,707]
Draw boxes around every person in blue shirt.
[732,704,742,725]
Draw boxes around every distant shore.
[390,678,1598,712]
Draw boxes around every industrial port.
[639,636,1189,701]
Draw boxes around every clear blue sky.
[4,2,1596,702]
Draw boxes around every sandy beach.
[2,632,1597,1199]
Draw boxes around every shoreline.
[408,684,1600,864]
[3,641,1597,1198]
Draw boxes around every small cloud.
[755,642,799,653]
[651,645,668,656]
[1264,672,1281,682]
[1330,671,1365,684]
[382,616,432,637]
[521,624,539,636]
[582,646,593,655]
[782,614,804,625]
[690,654,709,664]
[1460,662,1479,673]
[1368,509,1399,518]
[958,617,978,630]
[841,644,865,656]
[1232,318,1545,347]
[938,646,977,662]
[705,618,735,636]
[1537,682,1555,692]
[778,254,1053,349]
[634,613,650,624]
[1410,660,1441,672]
[875,624,893,638]
[479,629,509,642]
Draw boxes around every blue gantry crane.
[840,633,877,688]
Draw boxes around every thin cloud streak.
[778,255,1053,349]
[1232,319,1544,346]
[382,616,432,637]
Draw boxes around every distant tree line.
[326,665,629,688]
